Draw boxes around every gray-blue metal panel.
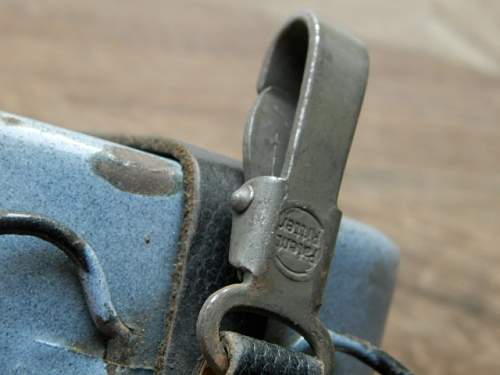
[327,218,399,374]
[0,112,184,374]
[0,112,399,375]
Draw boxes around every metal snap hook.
[197,11,368,375]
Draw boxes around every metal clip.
[197,12,368,375]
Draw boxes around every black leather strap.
[223,332,323,375]
[106,136,265,374]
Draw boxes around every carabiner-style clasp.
[197,12,369,375]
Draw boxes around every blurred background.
[0,1,498,373]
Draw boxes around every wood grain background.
[1,1,498,373]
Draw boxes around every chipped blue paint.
[0,112,183,374]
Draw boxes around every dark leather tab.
[223,332,323,375]
[106,136,259,374]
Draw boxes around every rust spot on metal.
[1,115,22,126]
[92,146,181,196]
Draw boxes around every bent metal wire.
[0,211,130,340]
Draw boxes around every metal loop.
[196,282,334,375]
[197,284,248,374]
[0,211,130,340]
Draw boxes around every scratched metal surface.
[0,112,184,374]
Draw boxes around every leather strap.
[105,136,266,374]
[223,332,323,375]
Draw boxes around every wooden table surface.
[1,1,498,373]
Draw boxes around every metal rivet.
[231,185,254,213]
